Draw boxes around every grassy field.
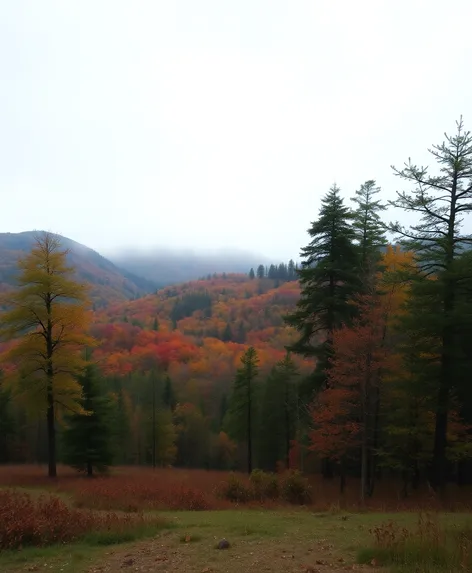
[0,466,471,573]
[1,509,472,573]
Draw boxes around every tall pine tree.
[351,179,387,286]
[62,364,113,476]
[389,118,472,491]
[285,184,360,395]
[258,353,299,470]
[225,346,259,473]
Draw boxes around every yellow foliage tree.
[0,233,95,477]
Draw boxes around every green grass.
[1,508,471,573]
[0,544,104,572]
[82,521,172,545]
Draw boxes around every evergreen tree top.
[301,184,356,266]
[389,117,472,268]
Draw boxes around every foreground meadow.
[0,466,471,572]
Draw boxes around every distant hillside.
[108,247,270,287]
[0,231,157,307]
[91,274,311,415]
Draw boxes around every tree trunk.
[401,470,409,498]
[431,285,455,492]
[412,461,420,490]
[360,384,368,504]
[285,382,290,469]
[367,385,380,498]
[430,172,458,493]
[46,300,56,478]
[247,376,252,474]
[360,437,367,505]
[361,343,373,503]
[152,375,156,469]
[321,458,333,479]
[46,386,56,478]
[339,460,346,494]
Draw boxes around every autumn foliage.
[0,489,165,549]
[309,247,411,463]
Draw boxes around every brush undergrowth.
[2,465,472,512]
[71,479,212,512]
[0,489,167,549]
[218,469,312,505]
[358,512,472,572]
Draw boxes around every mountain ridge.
[0,231,284,307]
[0,231,156,307]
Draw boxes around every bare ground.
[85,533,374,573]
[84,510,384,573]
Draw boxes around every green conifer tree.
[163,375,177,411]
[351,179,387,286]
[62,364,113,476]
[0,375,15,463]
[225,346,259,473]
[389,118,472,491]
[256,264,265,279]
[258,353,298,470]
[285,184,360,396]
[222,323,233,342]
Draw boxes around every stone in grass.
[216,538,230,549]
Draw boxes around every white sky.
[1,0,471,261]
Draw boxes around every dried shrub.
[70,476,212,512]
[280,470,312,505]
[3,465,472,513]
[0,489,165,550]
[249,469,279,500]
[163,485,211,511]
[219,470,311,505]
[218,473,253,503]
[358,513,472,571]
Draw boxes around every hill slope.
[0,232,157,307]
[91,274,311,417]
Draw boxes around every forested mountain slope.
[0,232,156,307]
[91,274,310,415]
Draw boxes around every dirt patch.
[85,533,377,573]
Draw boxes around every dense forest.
[0,119,471,499]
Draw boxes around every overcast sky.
[1,0,471,261]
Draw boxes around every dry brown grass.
[0,465,471,513]
[359,512,472,571]
[0,489,167,550]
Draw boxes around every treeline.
[1,119,472,499]
[225,119,472,496]
[248,261,299,282]
[0,362,237,472]
[0,234,241,475]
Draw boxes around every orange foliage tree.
[309,246,413,497]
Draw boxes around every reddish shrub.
[0,489,162,549]
[69,476,213,512]
[1,466,471,512]
[164,485,211,510]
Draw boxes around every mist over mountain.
[106,246,272,287]
[0,231,156,306]
[0,232,277,304]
